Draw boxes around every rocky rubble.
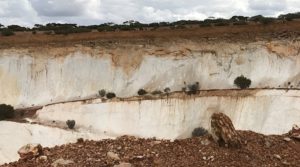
[2,130,300,167]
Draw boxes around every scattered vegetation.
[0,12,299,36]
[234,75,251,89]
[1,29,15,36]
[106,92,116,99]
[0,104,14,120]
[98,89,106,97]
[138,89,148,96]
[192,127,208,137]
[66,120,76,129]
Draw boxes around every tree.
[234,75,251,89]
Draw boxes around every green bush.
[187,82,199,95]
[138,89,147,96]
[1,29,15,36]
[106,92,116,99]
[0,104,14,120]
[192,127,208,137]
[164,87,171,94]
[66,120,75,129]
[234,75,251,89]
[98,89,106,97]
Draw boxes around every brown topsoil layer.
[1,21,300,48]
[2,131,300,167]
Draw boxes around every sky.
[0,0,299,27]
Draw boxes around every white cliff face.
[0,40,300,107]
[35,89,300,139]
[0,121,110,164]
[1,39,300,165]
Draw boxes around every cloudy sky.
[0,0,299,27]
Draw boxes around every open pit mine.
[0,23,300,166]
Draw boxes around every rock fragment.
[289,124,300,140]
[51,158,74,167]
[107,151,120,160]
[114,162,132,167]
[211,112,242,148]
[18,144,43,160]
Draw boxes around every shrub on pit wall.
[66,120,76,129]
[0,104,14,120]
[98,89,106,97]
[106,92,116,99]
[192,127,208,137]
[234,75,251,89]
[164,87,171,94]
[137,89,147,96]
[187,82,200,95]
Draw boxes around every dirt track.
[3,131,300,167]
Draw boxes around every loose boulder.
[18,144,43,160]
[211,112,242,148]
[289,124,300,140]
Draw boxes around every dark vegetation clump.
[151,90,163,95]
[1,29,15,36]
[164,87,171,94]
[106,92,116,99]
[66,120,76,129]
[192,127,208,137]
[98,89,106,97]
[138,89,148,96]
[234,75,251,89]
[0,104,14,120]
[187,82,200,95]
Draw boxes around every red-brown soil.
[1,21,300,48]
[2,131,300,167]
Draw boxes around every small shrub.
[187,82,199,95]
[32,30,37,35]
[138,89,147,96]
[192,127,208,137]
[98,89,106,97]
[66,120,75,129]
[1,29,15,36]
[106,92,116,99]
[234,75,251,89]
[164,87,171,94]
[151,90,163,95]
[0,104,14,120]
